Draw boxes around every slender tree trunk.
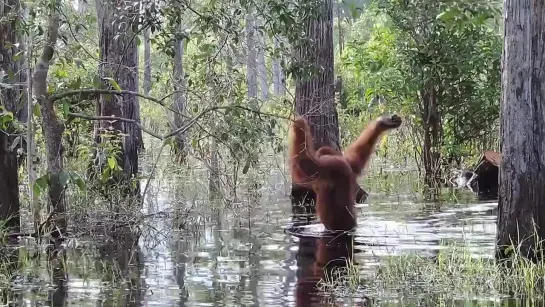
[96,0,140,196]
[496,0,545,263]
[33,0,66,237]
[0,0,23,231]
[246,12,258,100]
[255,17,269,100]
[171,29,188,159]
[143,28,152,95]
[25,13,40,232]
[208,121,220,201]
[420,83,442,193]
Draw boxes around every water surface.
[3,165,506,306]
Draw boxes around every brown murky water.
[1,165,517,306]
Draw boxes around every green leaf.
[33,103,41,117]
[104,77,122,91]
[36,175,49,189]
[74,177,86,191]
[69,171,86,191]
[32,182,42,196]
[107,156,116,169]
[437,8,461,22]
[62,101,69,115]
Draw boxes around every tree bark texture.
[497,0,545,263]
[294,0,339,151]
[292,0,346,201]
[33,0,66,237]
[96,0,140,195]
[0,0,23,230]
[420,83,442,190]
[171,33,188,158]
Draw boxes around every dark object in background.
[473,151,501,200]
[450,151,500,200]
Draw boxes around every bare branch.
[67,112,163,139]
[51,89,164,104]
[70,104,293,141]
[50,88,189,118]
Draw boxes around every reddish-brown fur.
[288,114,402,231]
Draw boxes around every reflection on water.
[1,166,516,306]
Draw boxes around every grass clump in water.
[319,243,545,301]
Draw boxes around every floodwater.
[1,159,519,307]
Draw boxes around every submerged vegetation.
[319,242,545,303]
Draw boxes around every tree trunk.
[143,28,152,95]
[0,0,23,231]
[208,121,220,201]
[294,0,339,150]
[496,0,545,263]
[96,0,140,196]
[292,0,340,200]
[246,12,258,100]
[25,16,40,232]
[420,83,442,192]
[272,37,285,96]
[33,0,66,237]
[170,30,188,159]
[255,17,269,100]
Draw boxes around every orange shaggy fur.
[288,114,402,231]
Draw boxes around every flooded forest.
[1,0,545,305]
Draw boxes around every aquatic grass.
[318,253,365,297]
[318,241,545,302]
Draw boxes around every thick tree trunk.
[291,0,368,203]
[292,0,340,200]
[171,32,188,159]
[0,0,23,231]
[496,0,545,263]
[294,0,339,150]
[96,0,140,196]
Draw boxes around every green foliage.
[32,170,87,197]
[0,107,14,130]
[340,0,502,167]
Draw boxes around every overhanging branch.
[51,88,189,118]
[69,105,293,142]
